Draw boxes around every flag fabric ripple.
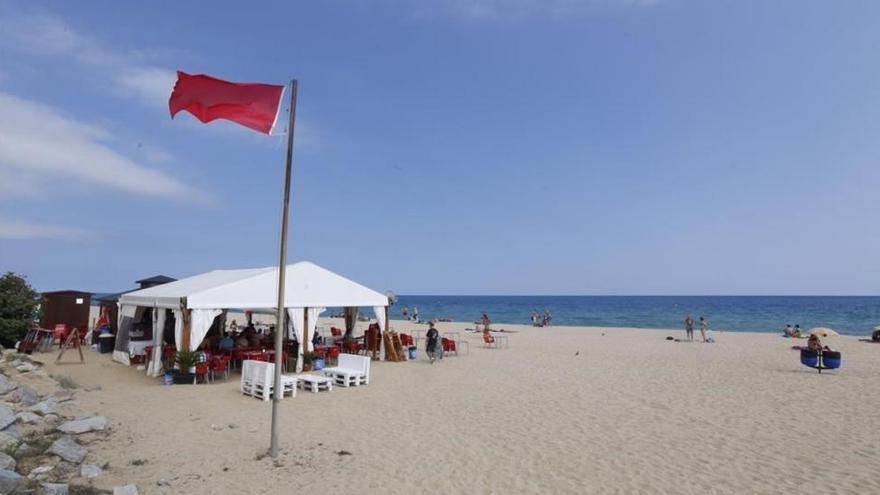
[169,71,285,134]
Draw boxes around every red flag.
[169,71,285,134]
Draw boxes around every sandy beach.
[30,320,880,494]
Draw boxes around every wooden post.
[181,309,192,352]
[303,308,309,353]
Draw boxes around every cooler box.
[98,334,115,353]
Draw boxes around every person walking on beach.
[413,306,419,323]
[531,309,539,326]
[685,314,694,342]
[699,316,708,343]
[425,322,440,364]
[402,306,409,320]
[542,309,552,327]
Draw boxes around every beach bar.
[114,261,389,376]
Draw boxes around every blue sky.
[1,0,879,295]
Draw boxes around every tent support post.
[271,79,298,459]
[303,308,310,361]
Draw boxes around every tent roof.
[118,262,388,310]
[135,275,177,285]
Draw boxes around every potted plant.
[172,349,198,384]
[301,351,315,372]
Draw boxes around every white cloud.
[410,0,659,20]
[114,67,178,109]
[0,92,204,201]
[0,10,175,107]
[0,218,94,241]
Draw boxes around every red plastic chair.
[341,341,362,354]
[162,346,177,369]
[325,346,340,365]
[442,338,457,355]
[195,362,210,384]
[330,327,343,337]
[53,324,68,347]
[210,356,229,381]
[482,333,497,348]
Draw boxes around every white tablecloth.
[128,340,151,356]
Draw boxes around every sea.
[392,296,880,336]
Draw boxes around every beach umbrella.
[809,327,839,337]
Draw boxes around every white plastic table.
[295,373,333,393]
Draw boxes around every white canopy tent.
[116,261,389,375]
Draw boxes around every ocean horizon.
[392,295,880,336]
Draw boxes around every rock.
[0,407,14,430]
[156,479,170,486]
[16,411,41,424]
[42,483,68,495]
[0,453,14,471]
[15,362,37,373]
[53,392,74,402]
[84,385,102,392]
[9,384,39,406]
[44,414,60,424]
[28,465,54,480]
[0,469,23,494]
[0,433,19,450]
[113,484,138,495]
[47,436,87,464]
[30,398,59,416]
[1,425,20,440]
[80,464,102,478]
[58,416,107,434]
[51,462,79,482]
[0,376,16,395]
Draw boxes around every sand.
[39,319,880,494]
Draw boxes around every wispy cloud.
[0,92,204,202]
[408,0,659,20]
[0,218,94,241]
[0,9,176,108]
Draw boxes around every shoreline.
[384,318,871,339]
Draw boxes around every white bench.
[241,360,296,401]
[322,354,370,387]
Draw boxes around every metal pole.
[271,79,298,458]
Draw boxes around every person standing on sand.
[531,310,539,326]
[685,314,694,342]
[413,306,419,323]
[426,322,440,364]
[699,316,708,343]
[481,313,491,332]
[402,306,409,320]
[543,309,552,327]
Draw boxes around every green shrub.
[0,273,39,348]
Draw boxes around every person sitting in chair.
[807,334,830,352]
[219,332,235,351]
[482,326,495,345]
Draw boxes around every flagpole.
[271,79,298,459]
